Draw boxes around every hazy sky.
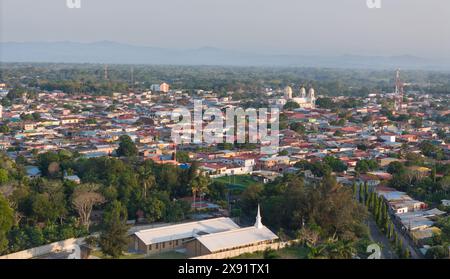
[1,0,449,58]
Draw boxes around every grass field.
[213,175,259,189]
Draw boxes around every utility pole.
[104,64,109,80]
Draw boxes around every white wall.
[0,238,84,259]
[190,241,295,259]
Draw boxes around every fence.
[0,238,84,259]
[190,240,296,259]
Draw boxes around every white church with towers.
[284,85,316,109]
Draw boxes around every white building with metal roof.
[131,206,279,257]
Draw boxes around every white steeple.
[255,204,263,229]
[309,88,316,108]
[284,86,293,99]
[300,87,306,98]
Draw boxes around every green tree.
[137,165,156,200]
[37,152,61,178]
[352,182,357,199]
[382,204,389,232]
[190,173,210,209]
[419,141,444,160]
[0,169,9,185]
[425,245,449,259]
[358,184,363,204]
[290,122,306,134]
[393,231,398,245]
[143,197,165,223]
[283,101,300,110]
[0,194,14,254]
[176,151,190,163]
[15,155,28,166]
[116,135,138,157]
[29,180,67,224]
[263,248,279,259]
[208,181,228,202]
[316,97,335,109]
[99,201,130,258]
[387,222,393,239]
[387,161,405,175]
[0,125,10,134]
[85,119,97,125]
[323,156,348,173]
[356,159,378,174]
[364,182,369,202]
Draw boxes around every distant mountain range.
[1,41,449,70]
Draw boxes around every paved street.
[367,216,397,259]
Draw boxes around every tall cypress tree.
[358,184,364,204]
[383,203,389,231]
[365,186,370,207]
[393,231,398,245]
[373,195,379,219]
[388,221,394,239]
[364,182,369,202]
[370,192,376,212]
[376,198,383,226]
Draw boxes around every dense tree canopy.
[116,135,138,157]
[99,201,129,258]
[0,194,14,254]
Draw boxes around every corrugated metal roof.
[134,217,239,245]
[196,226,279,253]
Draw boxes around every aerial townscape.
[0,65,449,260]
[0,1,449,267]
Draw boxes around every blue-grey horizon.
[1,0,449,59]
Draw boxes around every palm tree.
[190,179,199,210]
[190,173,210,210]
[138,166,155,200]
[331,240,356,259]
[306,243,327,259]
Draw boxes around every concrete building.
[159,82,170,93]
[185,205,278,257]
[284,86,316,109]
[130,206,279,258]
[131,217,240,255]
[151,83,170,93]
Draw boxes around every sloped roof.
[134,217,239,245]
[195,226,279,253]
